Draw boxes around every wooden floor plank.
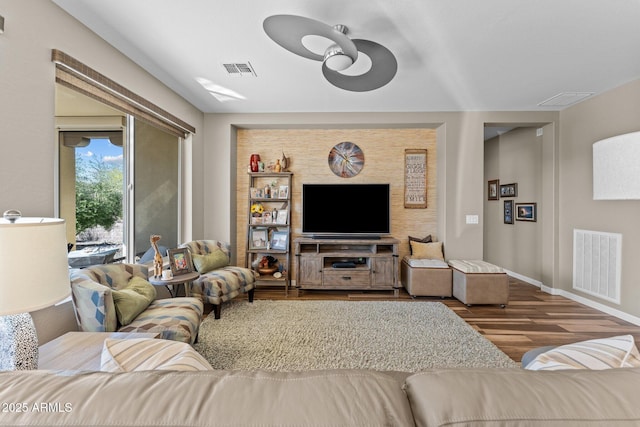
[250,277,640,363]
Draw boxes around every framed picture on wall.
[488,179,499,200]
[500,183,518,198]
[503,200,514,224]
[404,149,428,208]
[516,203,537,222]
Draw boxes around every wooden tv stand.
[294,237,400,296]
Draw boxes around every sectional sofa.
[2,367,639,426]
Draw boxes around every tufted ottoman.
[448,260,509,307]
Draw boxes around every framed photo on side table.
[167,248,193,276]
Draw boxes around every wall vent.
[573,229,621,304]
[222,62,257,77]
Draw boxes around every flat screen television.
[302,183,390,238]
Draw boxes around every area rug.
[194,300,518,371]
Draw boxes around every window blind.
[52,49,195,139]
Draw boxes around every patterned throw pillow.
[192,249,229,273]
[525,335,640,370]
[410,241,444,260]
[111,277,157,326]
[71,280,117,332]
[100,338,213,372]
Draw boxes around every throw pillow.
[408,234,432,254]
[70,279,118,332]
[100,338,213,372]
[410,241,444,260]
[192,249,229,273]
[525,335,640,370]
[111,277,157,326]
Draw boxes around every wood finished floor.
[249,277,640,363]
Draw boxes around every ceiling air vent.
[538,92,593,107]
[222,62,257,77]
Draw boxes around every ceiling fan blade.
[263,14,357,62]
[322,39,397,92]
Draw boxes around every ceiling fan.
[263,14,397,92]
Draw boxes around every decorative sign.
[404,149,427,208]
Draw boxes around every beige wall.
[0,1,204,342]
[559,79,640,318]
[235,128,438,273]
[204,111,558,265]
[484,128,543,281]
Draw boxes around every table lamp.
[0,210,70,370]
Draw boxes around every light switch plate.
[466,215,479,224]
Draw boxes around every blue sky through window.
[75,138,123,167]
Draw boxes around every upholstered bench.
[448,260,509,307]
[401,257,452,297]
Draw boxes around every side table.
[148,271,200,297]
[38,331,159,371]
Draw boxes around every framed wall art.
[167,248,193,276]
[404,149,427,208]
[503,200,514,224]
[500,183,518,198]
[488,179,499,200]
[515,203,537,222]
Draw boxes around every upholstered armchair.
[70,263,203,344]
[180,240,256,319]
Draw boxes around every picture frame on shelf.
[500,183,518,198]
[278,185,289,199]
[276,209,288,224]
[488,179,499,200]
[263,211,272,224]
[503,200,514,224]
[250,228,268,249]
[250,187,259,198]
[516,203,537,221]
[167,248,193,276]
[270,231,288,251]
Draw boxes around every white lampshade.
[0,217,70,315]
[593,131,640,200]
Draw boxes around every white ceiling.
[52,0,640,114]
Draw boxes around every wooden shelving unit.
[246,172,293,294]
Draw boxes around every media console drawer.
[323,270,370,287]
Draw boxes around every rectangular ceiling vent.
[222,62,257,77]
[538,92,593,107]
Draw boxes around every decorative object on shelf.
[0,211,70,370]
[258,161,265,172]
[281,151,289,171]
[328,141,364,178]
[274,159,282,172]
[167,247,193,276]
[404,149,428,208]
[503,200,514,224]
[500,183,518,198]
[250,154,261,172]
[250,228,269,249]
[278,185,289,199]
[515,203,537,222]
[270,231,289,251]
[251,202,264,216]
[257,255,279,275]
[488,179,499,201]
[150,234,164,278]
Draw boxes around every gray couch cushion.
[0,369,414,426]
[404,367,640,426]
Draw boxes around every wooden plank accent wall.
[236,128,438,280]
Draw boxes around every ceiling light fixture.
[323,25,356,72]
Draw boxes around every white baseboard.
[505,270,640,327]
